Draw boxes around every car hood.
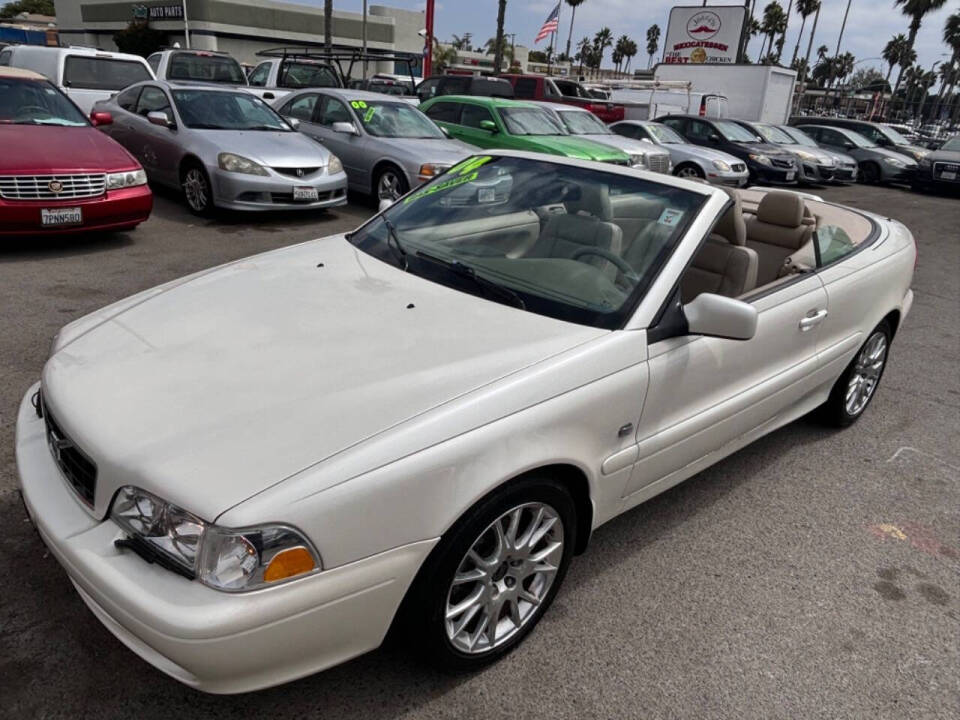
[521,134,629,161]
[378,136,473,163]
[779,144,835,162]
[578,133,669,158]
[735,141,792,157]
[670,143,742,165]
[41,237,604,521]
[0,126,140,173]
[191,129,330,166]
[929,148,960,163]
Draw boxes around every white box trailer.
[653,64,797,123]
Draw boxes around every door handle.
[799,309,828,331]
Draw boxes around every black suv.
[657,115,798,185]
[416,75,514,103]
[789,117,930,163]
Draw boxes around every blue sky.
[300,0,956,76]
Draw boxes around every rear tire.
[181,161,215,216]
[818,320,891,427]
[401,474,577,672]
[674,163,705,180]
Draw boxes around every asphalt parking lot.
[1,182,957,720]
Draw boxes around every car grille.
[41,396,97,507]
[934,162,959,182]
[0,174,107,200]
[648,155,671,173]
[770,158,795,169]
[271,167,321,178]
[731,163,746,172]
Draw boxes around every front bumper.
[880,164,916,183]
[831,165,858,183]
[749,163,799,185]
[797,162,836,184]
[706,169,749,187]
[16,383,436,694]
[0,186,152,236]
[211,167,349,212]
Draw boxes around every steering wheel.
[570,247,640,284]
[15,105,51,122]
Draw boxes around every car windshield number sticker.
[403,156,494,205]
[363,106,377,122]
[657,208,684,227]
[350,101,368,110]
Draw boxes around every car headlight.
[111,486,321,592]
[914,149,929,159]
[748,153,772,166]
[418,162,450,180]
[106,169,147,189]
[218,153,269,176]
[327,154,343,175]
[712,159,731,171]
[629,153,647,168]
[794,149,816,162]
[883,157,909,167]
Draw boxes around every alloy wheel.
[845,330,887,416]
[444,502,564,655]
[183,168,209,212]
[378,170,403,201]
[677,166,703,179]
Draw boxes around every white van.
[0,46,155,113]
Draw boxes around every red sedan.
[0,67,152,236]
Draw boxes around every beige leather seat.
[529,184,623,279]
[745,191,814,286]
[680,188,759,303]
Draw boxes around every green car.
[420,95,632,165]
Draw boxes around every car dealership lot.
[1,184,957,718]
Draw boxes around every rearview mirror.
[332,121,359,135]
[685,293,757,341]
[89,110,112,127]
[479,119,498,133]
[147,111,174,129]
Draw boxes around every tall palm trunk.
[802,4,820,82]
[792,15,808,66]
[780,0,793,62]
[493,0,507,73]
[324,0,333,52]
[565,5,577,61]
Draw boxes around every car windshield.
[500,107,565,136]
[168,52,246,84]
[754,123,795,144]
[878,124,910,145]
[941,136,960,151]
[0,77,88,126]
[644,123,686,144]
[354,100,444,138]
[841,130,877,148]
[558,110,610,135]
[280,61,340,89]
[172,90,290,131]
[781,126,818,147]
[716,120,761,142]
[552,79,591,99]
[348,156,707,329]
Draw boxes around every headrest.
[566,183,612,221]
[711,187,746,246]
[756,191,805,228]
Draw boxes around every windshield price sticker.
[350,101,368,110]
[363,106,377,122]
[657,208,685,227]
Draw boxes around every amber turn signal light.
[263,547,316,583]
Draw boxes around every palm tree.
[791,0,820,66]
[942,13,960,122]
[623,37,638,74]
[883,34,909,84]
[324,0,333,52]
[493,0,507,73]
[760,2,787,64]
[576,35,591,77]
[613,35,629,75]
[593,26,613,75]
[564,0,586,61]
[743,17,762,62]
[450,34,472,51]
[646,24,660,69]
[894,0,949,57]
[432,38,458,73]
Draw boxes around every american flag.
[535,3,560,43]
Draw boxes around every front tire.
[860,161,881,185]
[674,163,705,180]
[375,165,409,202]
[406,475,576,671]
[819,320,891,427]
[182,162,214,216]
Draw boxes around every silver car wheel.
[377,169,404,201]
[845,330,887,416]
[676,165,703,179]
[444,502,563,655]
[183,168,209,212]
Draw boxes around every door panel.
[623,275,828,497]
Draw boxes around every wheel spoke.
[446,585,484,621]
[518,588,541,606]
[450,601,481,637]
[507,598,522,628]
[505,508,522,549]
[452,567,487,586]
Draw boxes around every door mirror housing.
[684,293,758,341]
[89,110,112,127]
[708,133,721,143]
[147,111,174,128]
[332,121,359,135]
[479,119,498,133]
[440,126,451,137]
[287,117,301,130]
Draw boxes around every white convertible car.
[16,152,915,693]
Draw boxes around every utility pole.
[424,0,434,78]
[362,0,368,79]
[182,0,191,48]
[835,0,852,57]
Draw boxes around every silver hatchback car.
[93,81,347,214]
[275,88,473,201]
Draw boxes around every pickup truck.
[497,74,625,123]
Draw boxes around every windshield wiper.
[382,216,408,271]
[415,251,526,310]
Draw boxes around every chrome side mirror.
[147,111,174,129]
[685,293,757,341]
[333,121,359,135]
[287,117,301,130]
